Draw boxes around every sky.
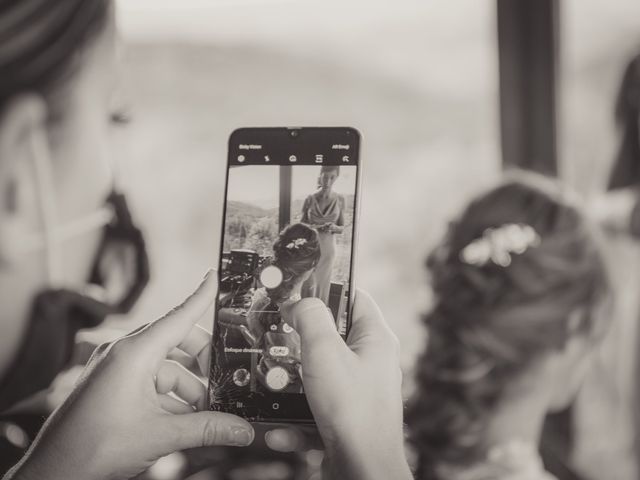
[115,0,495,97]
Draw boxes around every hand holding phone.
[291,293,412,480]
[7,273,254,480]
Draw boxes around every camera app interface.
[210,130,358,417]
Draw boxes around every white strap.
[30,131,62,286]
[19,206,114,254]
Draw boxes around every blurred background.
[98,1,640,478]
[112,0,499,369]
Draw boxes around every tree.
[244,216,278,255]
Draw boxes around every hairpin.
[286,238,307,250]
[460,223,540,267]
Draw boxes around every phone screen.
[208,127,361,423]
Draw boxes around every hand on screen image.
[327,222,345,235]
[316,222,332,233]
[320,222,343,234]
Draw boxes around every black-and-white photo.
[214,163,356,395]
[3,1,640,479]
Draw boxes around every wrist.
[6,439,104,480]
[321,423,411,480]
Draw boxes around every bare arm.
[301,196,310,224]
[337,196,345,227]
[589,187,639,235]
[329,196,346,234]
[245,289,268,343]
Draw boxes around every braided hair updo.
[265,223,321,304]
[406,172,611,479]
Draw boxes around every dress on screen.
[302,193,345,305]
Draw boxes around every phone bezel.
[209,126,363,424]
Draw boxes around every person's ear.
[566,308,585,334]
[0,93,49,268]
[553,308,587,358]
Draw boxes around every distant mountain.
[226,195,355,223]
[226,201,271,220]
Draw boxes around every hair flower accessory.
[460,223,540,267]
[286,238,308,250]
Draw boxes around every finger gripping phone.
[208,127,362,423]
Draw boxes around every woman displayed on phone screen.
[301,166,345,305]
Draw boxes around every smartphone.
[208,127,362,423]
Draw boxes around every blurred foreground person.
[0,1,410,479]
[576,52,640,479]
[592,52,640,237]
[407,173,612,480]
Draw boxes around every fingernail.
[229,426,254,446]
[265,429,300,452]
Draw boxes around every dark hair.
[265,223,321,304]
[406,172,611,479]
[0,0,111,111]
